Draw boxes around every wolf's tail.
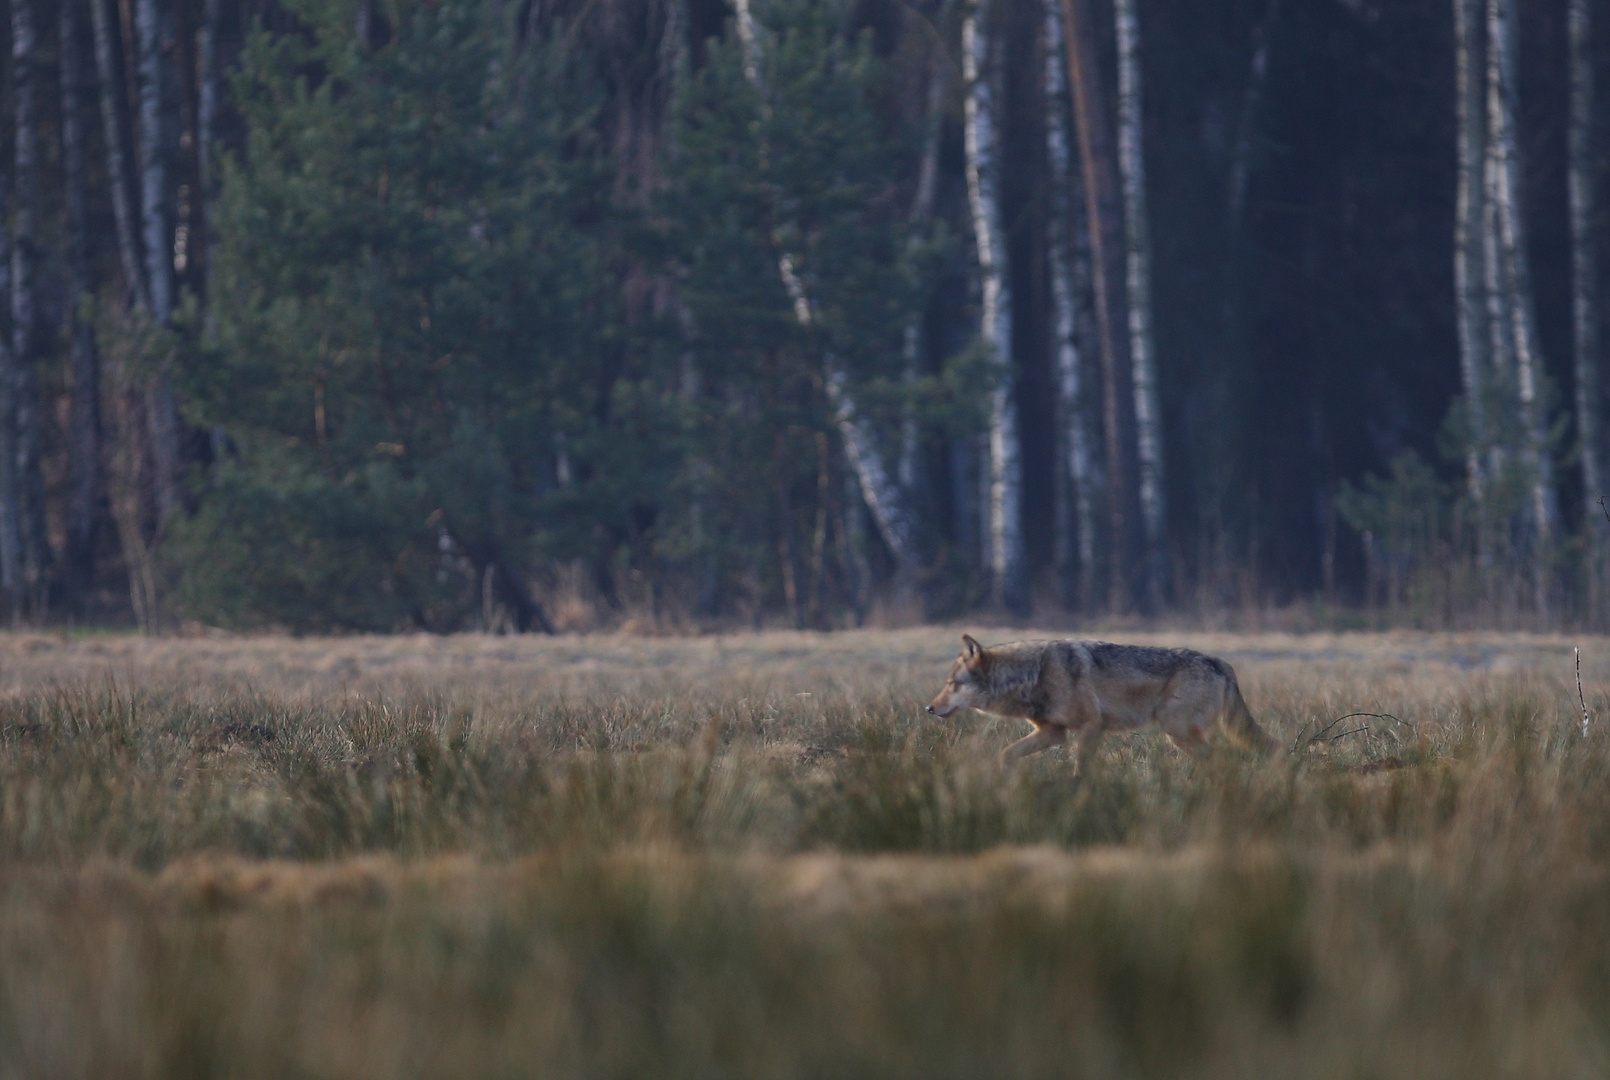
[1217,665,1280,754]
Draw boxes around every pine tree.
[179,0,622,630]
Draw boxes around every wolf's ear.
[961,634,983,665]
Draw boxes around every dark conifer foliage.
[0,0,1603,629]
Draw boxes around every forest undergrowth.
[0,629,1606,1078]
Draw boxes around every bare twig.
[1289,717,1315,751]
[1577,647,1591,737]
[1295,711,1407,752]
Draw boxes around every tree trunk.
[137,0,173,325]
[773,431,806,629]
[1569,0,1601,622]
[197,0,237,287]
[1114,0,1165,607]
[1453,0,1488,512]
[136,0,183,524]
[1045,0,1095,609]
[1486,0,1556,617]
[963,0,1023,610]
[1060,0,1145,613]
[1228,0,1279,235]
[0,136,19,613]
[91,0,149,311]
[733,0,924,598]
[63,0,106,605]
[899,32,948,495]
[198,0,221,201]
[11,0,49,601]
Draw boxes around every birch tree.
[899,24,949,495]
[1569,0,1601,618]
[1486,0,1556,615]
[0,105,17,612]
[1045,0,1095,606]
[1114,0,1164,607]
[732,0,925,598]
[1453,0,1488,514]
[1059,0,1145,612]
[963,0,1023,609]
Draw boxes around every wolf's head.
[926,634,988,718]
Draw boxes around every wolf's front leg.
[1071,725,1105,778]
[1001,723,1066,766]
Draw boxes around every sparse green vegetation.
[0,629,1607,1077]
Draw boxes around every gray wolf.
[926,635,1278,771]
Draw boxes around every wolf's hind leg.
[1002,724,1066,765]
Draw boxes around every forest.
[2,0,1607,631]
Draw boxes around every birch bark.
[137,0,174,327]
[732,0,923,592]
[1453,0,1488,507]
[1060,0,1145,612]
[1569,0,1601,617]
[1114,0,1164,607]
[899,37,948,494]
[0,120,17,608]
[963,0,1023,608]
[1045,0,1095,607]
[1486,0,1556,615]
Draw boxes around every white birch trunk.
[1486,0,1556,614]
[734,0,923,586]
[963,0,1022,607]
[1569,0,1601,615]
[1482,122,1511,482]
[1115,0,1164,605]
[136,0,173,328]
[1046,0,1095,604]
[899,45,948,494]
[1453,0,1488,506]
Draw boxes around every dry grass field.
[0,627,1607,1078]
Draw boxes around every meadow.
[0,627,1606,1078]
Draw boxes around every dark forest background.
[2,0,1607,632]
